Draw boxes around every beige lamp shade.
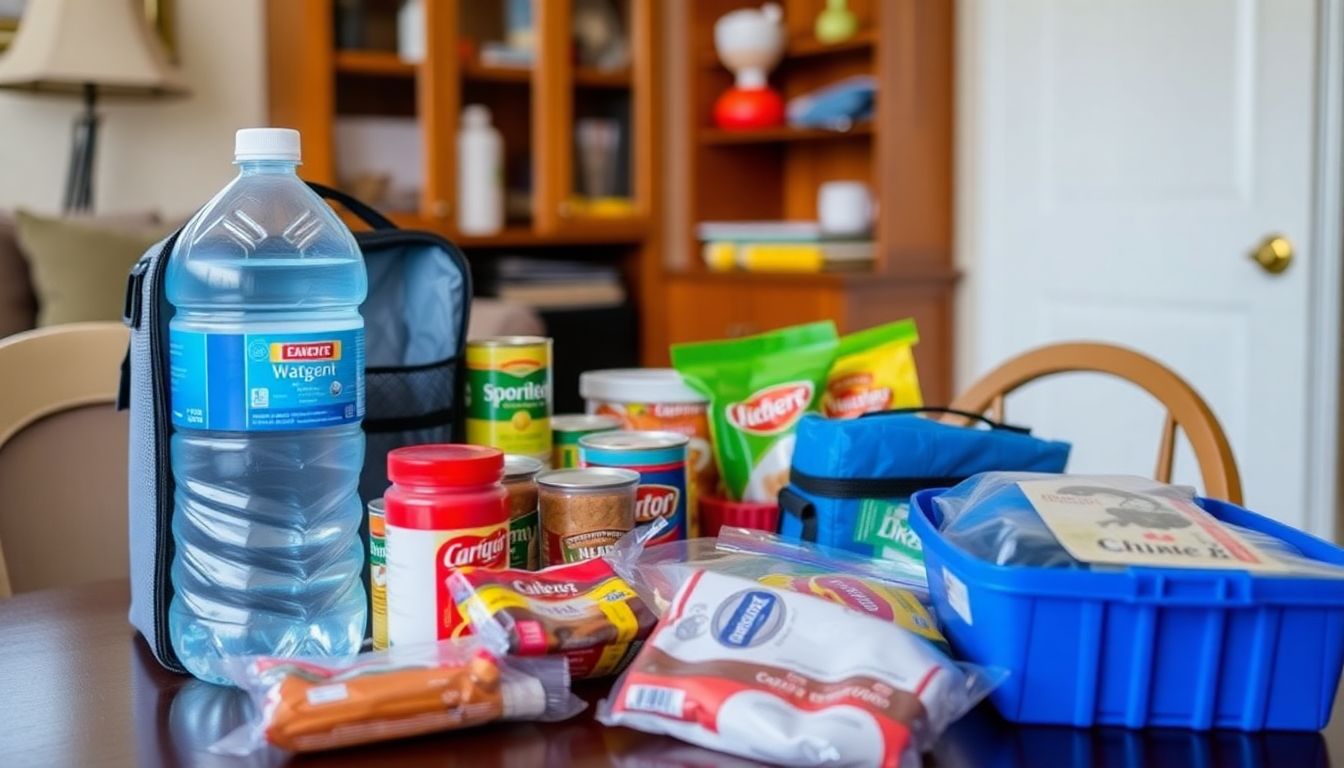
[0,0,186,98]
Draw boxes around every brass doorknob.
[1250,234,1293,275]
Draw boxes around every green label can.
[551,413,621,468]
[466,336,553,459]
[368,498,388,650]
[504,454,545,569]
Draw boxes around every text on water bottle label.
[170,329,365,431]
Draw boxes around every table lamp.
[0,0,187,212]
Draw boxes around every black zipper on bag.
[788,468,966,499]
[147,232,187,673]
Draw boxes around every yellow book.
[739,243,827,272]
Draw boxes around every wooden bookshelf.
[658,0,957,402]
[266,0,661,360]
[333,49,415,77]
[699,123,873,145]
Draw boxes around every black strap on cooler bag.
[778,407,1030,542]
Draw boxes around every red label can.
[578,430,689,545]
[384,444,509,645]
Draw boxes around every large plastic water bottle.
[166,128,368,684]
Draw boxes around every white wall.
[0,0,266,216]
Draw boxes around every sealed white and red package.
[596,568,997,768]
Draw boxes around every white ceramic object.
[397,0,425,63]
[713,3,786,89]
[817,180,874,237]
[457,105,504,235]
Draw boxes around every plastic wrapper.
[822,319,923,419]
[597,567,1001,768]
[211,639,584,756]
[448,556,657,680]
[610,525,947,655]
[935,472,1344,576]
[671,321,839,502]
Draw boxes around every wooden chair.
[949,342,1242,504]
[0,322,130,597]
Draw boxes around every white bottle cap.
[234,128,301,163]
[461,104,491,128]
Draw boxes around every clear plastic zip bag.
[210,638,584,757]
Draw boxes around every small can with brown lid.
[537,467,639,565]
[503,454,545,570]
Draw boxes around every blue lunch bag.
[778,409,1071,562]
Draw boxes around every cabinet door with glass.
[533,0,654,236]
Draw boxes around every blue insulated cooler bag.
[120,183,471,672]
[778,409,1071,562]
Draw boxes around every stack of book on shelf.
[489,257,626,309]
[696,221,875,273]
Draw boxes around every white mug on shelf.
[817,180,874,237]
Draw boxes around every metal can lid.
[503,453,546,480]
[578,430,690,452]
[579,368,708,404]
[552,414,622,433]
[536,467,640,491]
[468,335,551,348]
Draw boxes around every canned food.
[537,468,639,565]
[579,430,689,545]
[368,498,388,651]
[385,444,509,646]
[503,454,545,570]
[580,368,715,537]
[466,336,553,460]
[551,413,620,468]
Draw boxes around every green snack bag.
[671,321,839,502]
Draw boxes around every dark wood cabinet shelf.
[334,50,416,77]
[699,123,873,145]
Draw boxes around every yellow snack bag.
[822,319,923,419]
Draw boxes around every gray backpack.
[120,184,471,672]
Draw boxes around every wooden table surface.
[2,579,1342,768]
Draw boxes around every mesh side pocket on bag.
[365,357,458,428]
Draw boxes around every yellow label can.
[466,336,553,458]
[368,498,388,651]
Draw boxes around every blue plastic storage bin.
[911,489,1344,731]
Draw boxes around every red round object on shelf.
[713,86,785,130]
[698,492,780,537]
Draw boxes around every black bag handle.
[777,486,817,542]
[306,180,398,231]
[863,406,1031,435]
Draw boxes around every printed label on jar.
[369,508,388,651]
[547,528,627,564]
[591,401,718,504]
[509,509,539,570]
[466,342,552,456]
[170,328,364,431]
[386,522,509,646]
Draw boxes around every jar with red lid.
[384,444,509,646]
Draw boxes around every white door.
[958,0,1337,535]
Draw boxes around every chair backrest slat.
[950,342,1242,504]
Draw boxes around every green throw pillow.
[15,210,172,327]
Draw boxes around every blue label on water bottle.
[170,328,364,431]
